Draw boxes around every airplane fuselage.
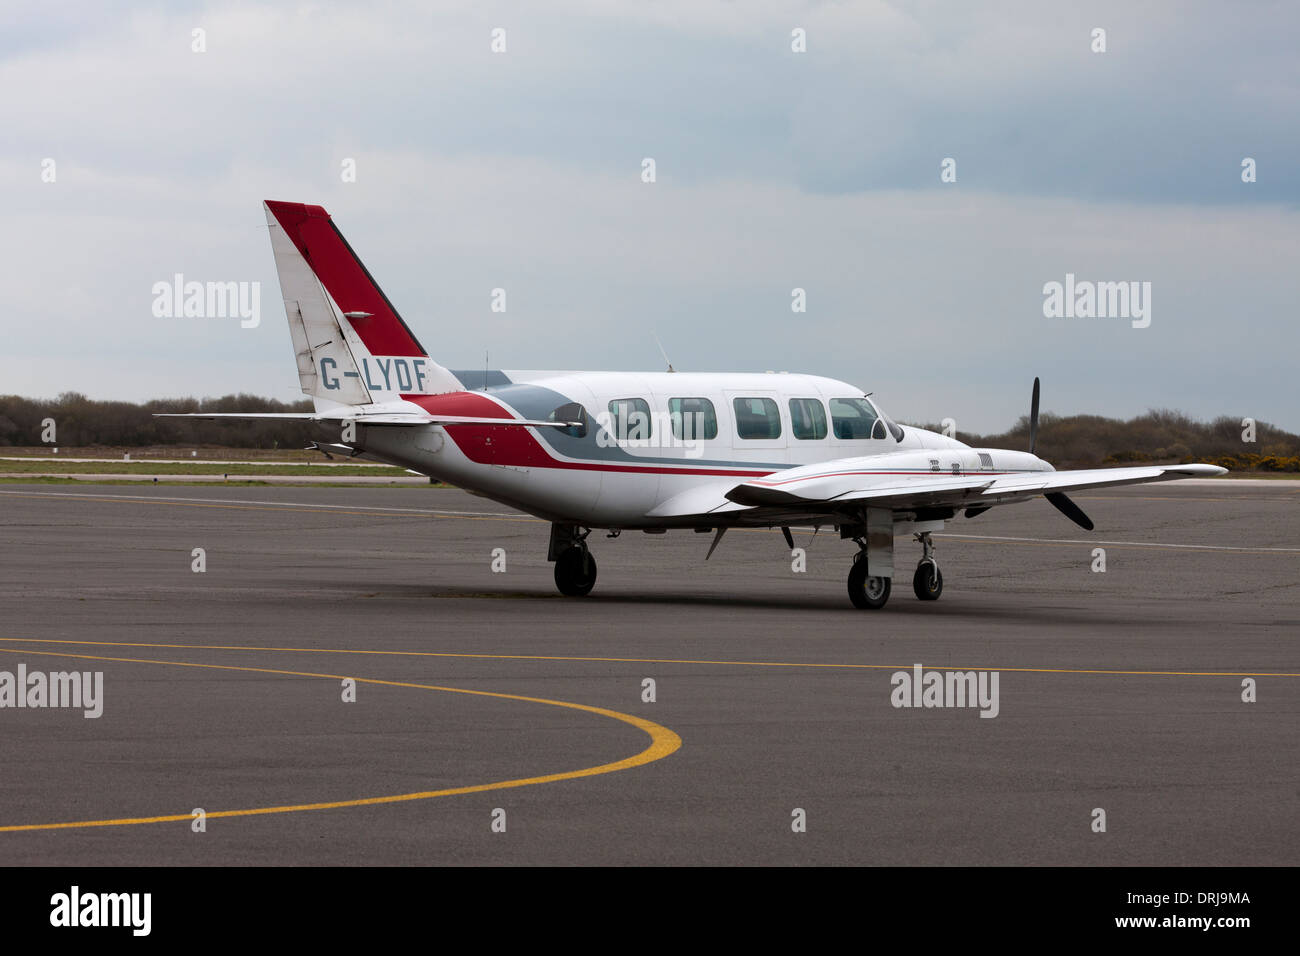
[355,369,1052,528]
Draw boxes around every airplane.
[160,200,1227,610]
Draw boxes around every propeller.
[1029,376,1040,454]
[1030,377,1095,531]
[1045,492,1094,531]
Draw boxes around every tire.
[554,547,597,597]
[847,559,891,609]
[912,562,943,601]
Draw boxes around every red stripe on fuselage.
[402,395,1021,483]
[264,200,425,357]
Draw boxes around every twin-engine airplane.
[161,201,1226,609]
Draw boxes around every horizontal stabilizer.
[154,412,583,428]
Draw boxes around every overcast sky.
[3,0,1296,433]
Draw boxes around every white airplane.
[162,201,1227,609]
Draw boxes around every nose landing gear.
[912,531,943,601]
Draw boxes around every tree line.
[1,393,1296,470]
[935,409,1300,471]
[0,393,318,449]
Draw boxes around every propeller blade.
[1045,492,1094,531]
[781,526,795,550]
[1029,377,1040,454]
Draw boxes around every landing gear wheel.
[913,562,943,601]
[554,547,597,597]
[847,559,891,609]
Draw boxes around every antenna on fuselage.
[652,332,676,373]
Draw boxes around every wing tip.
[1170,463,1229,478]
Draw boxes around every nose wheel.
[912,532,943,601]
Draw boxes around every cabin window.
[788,398,827,440]
[668,397,718,441]
[829,397,880,439]
[733,397,782,439]
[607,398,652,441]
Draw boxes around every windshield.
[829,398,880,439]
[852,395,904,442]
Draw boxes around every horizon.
[2,386,1290,443]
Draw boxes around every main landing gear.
[847,551,891,610]
[550,523,597,597]
[845,528,944,609]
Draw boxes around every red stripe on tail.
[264,200,426,357]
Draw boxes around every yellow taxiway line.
[1,638,1295,680]
[0,647,681,833]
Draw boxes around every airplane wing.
[969,466,1219,499]
[153,412,582,428]
[649,462,1226,522]
[729,463,1225,509]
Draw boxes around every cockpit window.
[829,398,880,439]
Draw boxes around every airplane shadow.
[362,583,1167,626]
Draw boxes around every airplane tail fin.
[262,200,461,406]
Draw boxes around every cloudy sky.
[3,0,1296,433]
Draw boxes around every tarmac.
[0,480,1296,865]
